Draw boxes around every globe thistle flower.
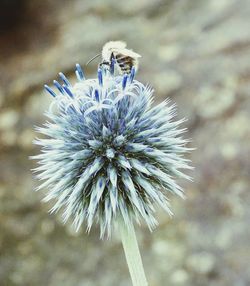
[32,64,191,238]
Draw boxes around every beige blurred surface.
[0,0,250,285]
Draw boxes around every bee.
[86,41,141,74]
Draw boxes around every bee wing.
[120,48,142,58]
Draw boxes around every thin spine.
[53,80,65,94]
[44,85,56,97]
[75,63,85,81]
[110,57,115,75]
[59,72,71,87]
[63,85,74,98]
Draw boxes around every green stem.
[119,223,148,286]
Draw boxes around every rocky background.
[0,0,250,285]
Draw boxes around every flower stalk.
[119,222,148,286]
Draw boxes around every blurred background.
[0,0,250,285]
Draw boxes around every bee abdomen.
[115,55,134,73]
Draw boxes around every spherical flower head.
[33,65,191,238]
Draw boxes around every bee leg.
[99,61,110,68]
[99,61,111,74]
[99,60,116,75]
[99,61,110,66]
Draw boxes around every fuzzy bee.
[87,41,141,74]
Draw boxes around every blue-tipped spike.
[130,67,136,82]
[97,68,103,86]
[59,72,71,87]
[122,74,128,90]
[53,80,64,94]
[44,85,56,97]
[75,63,85,81]
[75,71,81,82]
[94,89,100,102]
[110,58,115,75]
[63,85,74,98]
